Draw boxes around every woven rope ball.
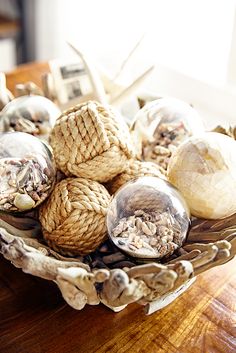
[50,101,135,183]
[39,177,111,255]
[107,160,166,194]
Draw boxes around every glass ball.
[0,132,56,212]
[131,97,204,170]
[107,176,190,259]
[0,95,61,139]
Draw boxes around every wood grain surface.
[0,255,235,353]
[5,62,50,95]
[0,62,235,353]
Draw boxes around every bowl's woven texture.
[0,211,235,314]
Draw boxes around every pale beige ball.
[167,132,236,219]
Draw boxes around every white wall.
[0,0,19,71]
[23,0,236,126]
[0,39,16,71]
[27,0,236,84]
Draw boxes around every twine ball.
[107,160,166,194]
[39,177,111,255]
[50,101,135,183]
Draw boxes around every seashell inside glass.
[0,132,56,212]
[0,95,61,139]
[131,97,204,170]
[107,176,190,259]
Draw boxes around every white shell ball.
[167,132,236,219]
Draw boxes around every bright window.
[55,0,235,85]
[32,0,236,127]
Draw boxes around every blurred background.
[0,0,236,126]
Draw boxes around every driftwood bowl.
[0,210,235,315]
[1,77,236,314]
[0,108,236,314]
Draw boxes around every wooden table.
[0,63,236,353]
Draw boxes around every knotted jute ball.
[39,177,111,255]
[107,160,166,194]
[50,101,135,183]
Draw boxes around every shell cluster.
[0,132,55,212]
[107,176,190,259]
[0,95,60,139]
[131,97,204,170]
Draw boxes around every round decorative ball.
[107,176,190,259]
[50,101,135,182]
[1,95,60,138]
[39,177,111,255]
[167,132,236,219]
[130,97,204,170]
[107,160,166,194]
[0,132,55,212]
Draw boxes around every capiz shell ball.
[167,132,236,219]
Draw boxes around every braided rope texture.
[50,101,135,183]
[107,160,166,194]
[39,178,111,255]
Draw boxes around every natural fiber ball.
[107,160,166,194]
[50,101,135,183]
[167,132,236,219]
[39,177,111,255]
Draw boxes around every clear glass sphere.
[0,132,56,212]
[131,97,204,170]
[107,176,190,259]
[0,95,61,139]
